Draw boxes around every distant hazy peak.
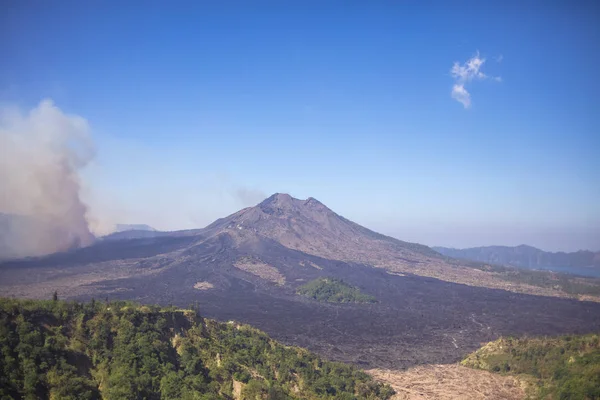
[433,245,600,268]
[114,224,156,233]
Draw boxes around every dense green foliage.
[462,334,600,399]
[0,298,393,400]
[297,278,376,304]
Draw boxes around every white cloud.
[451,84,471,108]
[450,51,500,109]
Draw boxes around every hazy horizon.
[108,192,600,253]
[103,193,600,253]
[1,2,598,254]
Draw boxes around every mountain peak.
[303,197,328,211]
[203,191,439,263]
[261,193,294,205]
[257,193,331,215]
[260,193,326,206]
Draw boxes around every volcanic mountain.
[204,193,439,263]
[2,193,600,369]
[99,193,446,277]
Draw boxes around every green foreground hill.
[0,298,393,400]
[296,278,376,304]
[462,334,600,399]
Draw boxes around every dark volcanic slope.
[204,193,440,263]
[1,194,600,369]
[434,245,600,269]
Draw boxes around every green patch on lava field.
[297,278,376,304]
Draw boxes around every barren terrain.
[368,365,527,400]
[2,194,600,370]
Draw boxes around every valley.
[1,194,600,372]
[3,2,598,397]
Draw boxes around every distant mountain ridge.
[99,224,160,240]
[114,223,156,232]
[433,244,600,269]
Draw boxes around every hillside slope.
[434,245,600,269]
[368,365,525,400]
[204,193,440,264]
[0,298,393,400]
[370,333,600,400]
[462,334,600,399]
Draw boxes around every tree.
[0,298,395,400]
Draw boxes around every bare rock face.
[206,193,438,266]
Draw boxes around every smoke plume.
[0,99,95,258]
[234,187,268,207]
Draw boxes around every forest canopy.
[297,278,376,304]
[462,334,600,400]
[0,298,393,400]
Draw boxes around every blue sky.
[1,1,599,251]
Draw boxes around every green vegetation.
[297,278,376,304]
[499,269,600,297]
[462,334,600,399]
[0,297,393,400]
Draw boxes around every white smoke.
[0,99,95,258]
[234,187,268,207]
